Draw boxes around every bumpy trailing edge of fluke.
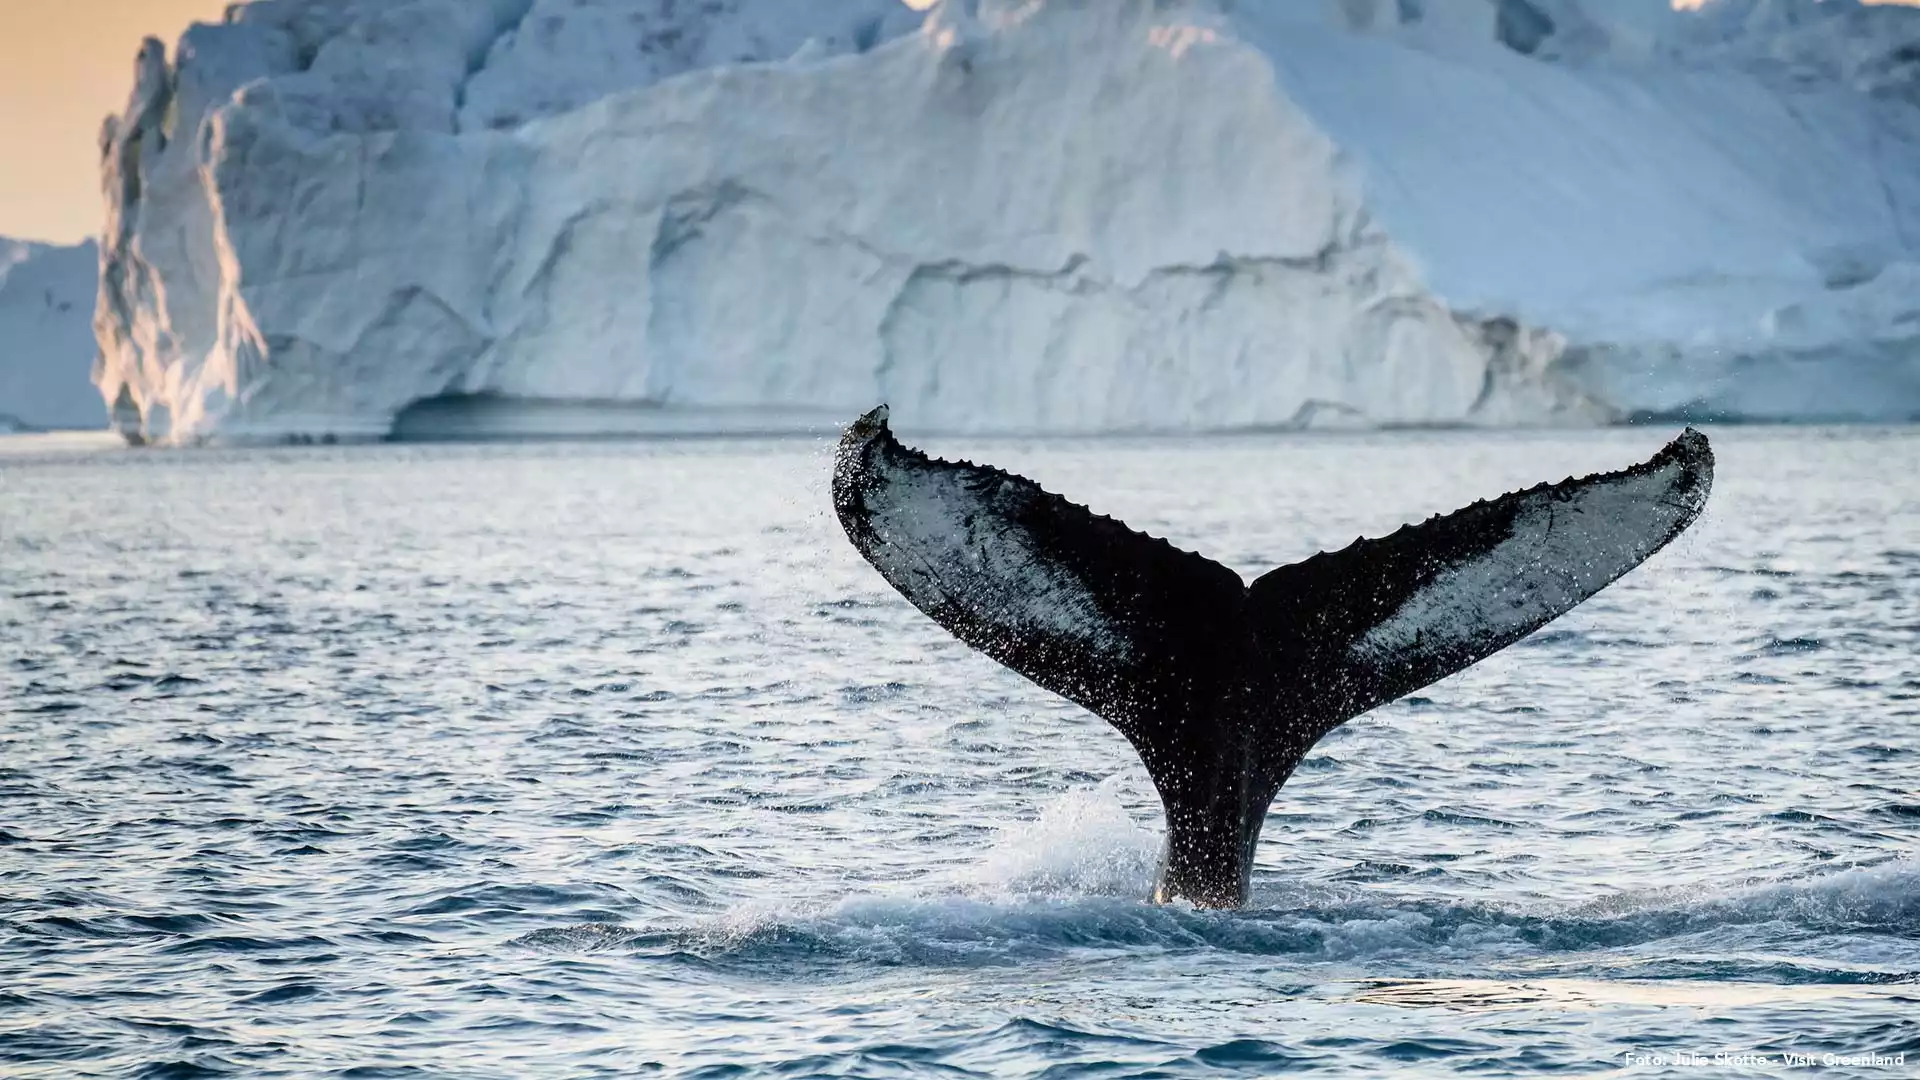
[833,405,1712,908]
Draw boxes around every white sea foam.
[961,776,1162,899]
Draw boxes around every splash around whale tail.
[832,406,1714,908]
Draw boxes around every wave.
[514,862,1920,981]
[514,785,1920,979]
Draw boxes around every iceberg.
[0,238,101,432]
[94,0,1920,444]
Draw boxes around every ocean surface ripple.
[2,426,1916,1078]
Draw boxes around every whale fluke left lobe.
[832,407,1248,755]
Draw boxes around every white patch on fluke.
[1354,453,1700,666]
[862,455,1135,663]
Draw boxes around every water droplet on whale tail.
[833,406,1712,908]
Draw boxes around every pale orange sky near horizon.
[1,0,233,244]
[2,0,1918,245]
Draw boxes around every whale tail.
[832,407,1713,907]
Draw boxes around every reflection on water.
[1355,977,1917,1011]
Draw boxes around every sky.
[0,0,232,245]
[1,0,1917,245]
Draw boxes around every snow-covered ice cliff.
[1,238,101,432]
[94,0,1920,443]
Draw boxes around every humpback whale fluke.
[833,407,1714,908]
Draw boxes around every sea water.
[2,426,1915,1077]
